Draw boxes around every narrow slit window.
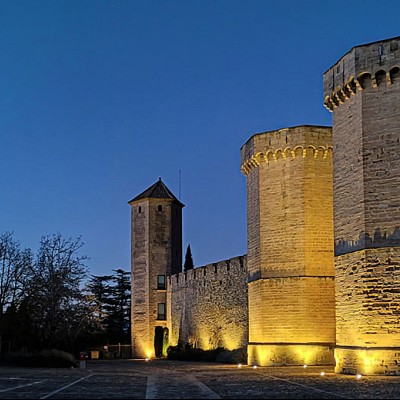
[158,205,163,212]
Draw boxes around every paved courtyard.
[0,359,399,399]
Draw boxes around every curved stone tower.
[324,37,400,375]
[241,125,335,367]
[128,178,184,358]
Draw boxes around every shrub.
[167,344,247,364]
[215,347,247,364]
[3,349,77,368]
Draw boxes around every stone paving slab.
[0,359,399,399]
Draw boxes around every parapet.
[240,125,332,176]
[323,36,400,111]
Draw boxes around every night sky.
[1,0,399,276]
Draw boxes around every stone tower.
[324,37,400,375]
[128,178,184,358]
[241,125,335,367]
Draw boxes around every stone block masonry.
[241,125,336,367]
[129,179,184,359]
[334,247,400,375]
[324,36,400,375]
[129,36,400,376]
[167,256,248,351]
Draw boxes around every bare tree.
[26,233,89,351]
[0,232,32,355]
[0,232,32,316]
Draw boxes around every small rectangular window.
[157,303,166,320]
[157,275,166,290]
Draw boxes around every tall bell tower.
[129,178,184,358]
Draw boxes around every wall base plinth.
[248,343,335,366]
[335,347,400,376]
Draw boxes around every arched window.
[390,67,400,83]
[358,73,372,89]
[375,70,386,86]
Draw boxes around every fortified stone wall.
[335,248,400,374]
[241,125,336,367]
[324,37,400,253]
[167,255,248,351]
[324,36,400,375]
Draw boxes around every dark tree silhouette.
[183,244,194,271]
[25,233,89,351]
[87,269,131,344]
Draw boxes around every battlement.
[168,255,246,288]
[240,125,332,175]
[323,36,400,111]
[167,255,248,351]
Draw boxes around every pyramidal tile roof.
[128,178,184,207]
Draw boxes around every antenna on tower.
[179,169,181,200]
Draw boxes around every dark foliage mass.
[183,244,194,271]
[167,343,247,364]
[4,349,77,368]
[85,269,131,347]
[0,232,130,366]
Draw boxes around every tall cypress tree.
[183,244,194,271]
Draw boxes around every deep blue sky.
[1,0,399,276]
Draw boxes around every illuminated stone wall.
[129,199,150,358]
[241,125,336,366]
[324,36,400,375]
[129,195,183,359]
[167,256,248,351]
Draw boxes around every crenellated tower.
[241,125,336,367]
[324,37,400,375]
[128,178,184,359]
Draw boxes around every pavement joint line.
[0,378,38,381]
[0,381,42,393]
[39,373,94,399]
[145,372,221,399]
[184,374,221,399]
[145,375,157,399]
[263,373,352,399]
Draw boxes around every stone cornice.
[324,66,400,112]
[241,144,333,176]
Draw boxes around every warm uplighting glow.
[237,363,242,368]
[194,326,243,351]
[320,371,325,376]
[335,347,396,375]
[145,358,149,362]
[248,343,333,367]
[253,365,258,369]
